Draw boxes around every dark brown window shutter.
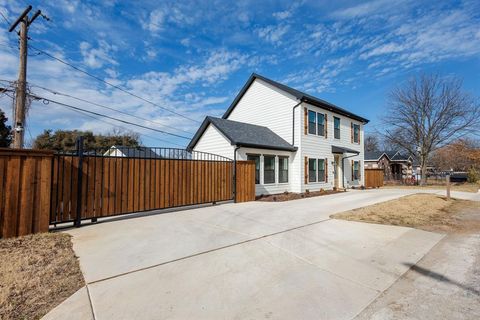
[304,156,308,184]
[304,107,308,135]
[351,159,354,180]
[324,114,328,138]
[325,158,328,182]
[351,122,353,143]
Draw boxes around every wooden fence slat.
[0,149,53,238]
[18,157,35,236]
[364,169,384,188]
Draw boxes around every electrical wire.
[28,93,192,140]
[0,11,10,25]
[62,107,185,147]
[29,44,201,123]
[30,84,194,135]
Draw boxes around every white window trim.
[334,116,341,140]
[278,156,289,185]
[307,109,326,137]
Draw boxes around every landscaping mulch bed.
[256,189,344,202]
[331,193,480,233]
[0,233,84,320]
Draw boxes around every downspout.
[341,154,357,189]
[233,145,241,203]
[291,100,303,146]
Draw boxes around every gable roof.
[107,146,161,158]
[364,151,387,161]
[222,73,369,123]
[364,150,412,162]
[187,116,297,152]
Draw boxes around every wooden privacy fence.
[235,161,256,203]
[50,155,235,224]
[0,147,256,238]
[364,168,384,188]
[0,149,52,238]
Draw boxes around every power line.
[29,44,201,123]
[0,11,10,25]
[29,93,192,140]
[30,84,194,135]
[63,106,185,147]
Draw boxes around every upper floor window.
[307,110,326,136]
[247,154,260,184]
[279,156,288,183]
[308,110,316,134]
[263,155,275,184]
[317,113,325,137]
[334,117,340,139]
[353,124,360,143]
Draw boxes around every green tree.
[32,129,141,152]
[0,108,12,147]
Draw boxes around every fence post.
[75,136,84,227]
[446,174,451,200]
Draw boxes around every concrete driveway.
[43,189,477,320]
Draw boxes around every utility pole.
[8,6,43,148]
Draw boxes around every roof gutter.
[291,99,303,147]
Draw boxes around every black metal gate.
[50,140,234,227]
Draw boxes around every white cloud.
[332,0,408,19]
[79,40,118,69]
[256,25,290,45]
[143,9,165,33]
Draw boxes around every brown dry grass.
[331,194,480,233]
[0,233,84,320]
[383,182,479,193]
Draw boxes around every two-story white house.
[187,73,369,195]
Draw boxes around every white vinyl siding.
[236,147,295,195]
[301,102,364,191]
[227,78,298,143]
[192,124,234,159]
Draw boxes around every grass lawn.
[331,194,480,233]
[383,182,479,193]
[0,233,84,320]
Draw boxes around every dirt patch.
[257,189,344,202]
[383,182,479,193]
[0,233,85,320]
[331,194,480,233]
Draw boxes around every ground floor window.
[353,160,360,180]
[318,159,325,181]
[247,154,260,184]
[263,155,275,184]
[308,158,317,182]
[279,156,288,183]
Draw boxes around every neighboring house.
[104,145,161,158]
[364,151,413,180]
[187,73,369,195]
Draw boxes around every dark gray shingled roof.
[187,116,297,152]
[111,146,161,158]
[222,73,369,123]
[365,151,386,161]
[364,150,412,161]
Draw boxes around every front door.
[333,155,341,189]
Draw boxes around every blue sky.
[0,0,479,147]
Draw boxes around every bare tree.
[364,133,380,152]
[383,74,479,184]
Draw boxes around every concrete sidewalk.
[43,189,477,320]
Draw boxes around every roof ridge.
[222,73,369,123]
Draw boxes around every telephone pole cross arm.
[8,5,43,148]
